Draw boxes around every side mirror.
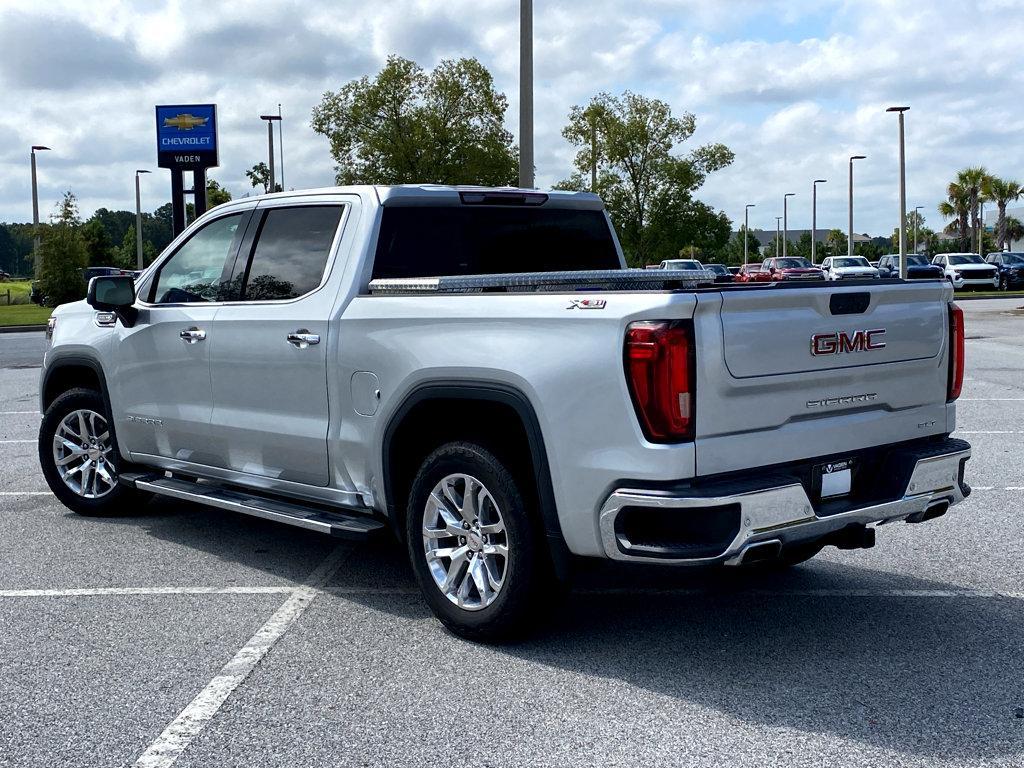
[87,275,137,326]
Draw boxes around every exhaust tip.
[739,539,782,565]
[907,499,950,524]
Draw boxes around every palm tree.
[939,182,970,251]
[955,167,990,252]
[982,176,1024,250]
[1005,216,1024,249]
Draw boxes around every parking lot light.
[886,107,910,277]
[812,180,826,264]
[744,204,755,265]
[913,205,923,254]
[783,193,795,257]
[849,155,866,257]
[30,145,51,256]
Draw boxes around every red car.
[735,264,771,283]
[761,257,825,281]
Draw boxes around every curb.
[0,324,46,334]
[953,292,1024,302]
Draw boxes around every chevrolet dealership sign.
[155,104,219,170]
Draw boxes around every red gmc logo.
[810,329,886,356]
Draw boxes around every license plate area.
[815,459,855,500]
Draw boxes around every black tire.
[405,441,551,642]
[38,388,150,516]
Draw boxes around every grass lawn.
[0,279,33,304]
[0,303,52,327]
[955,289,1024,299]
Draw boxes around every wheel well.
[386,397,537,531]
[42,364,103,411]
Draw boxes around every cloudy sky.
[1,0,1022,236]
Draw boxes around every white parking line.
[959,398,1024,401]
[0,491,50,496]
[0,439,33,444]
[0,410,39,415]
[957,430,1024,434]
[133,544,351,769]
[0,586,297,597]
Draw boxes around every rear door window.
[239,205,343,301]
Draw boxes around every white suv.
[932,253,999,290]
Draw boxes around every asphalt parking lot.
[1,298,1022,767]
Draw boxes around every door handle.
[287,330,320,349]
[179,327,206,344]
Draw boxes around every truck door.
[205,202,348,487]
[111,210,250,465]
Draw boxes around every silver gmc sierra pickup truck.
[38,185,971,639]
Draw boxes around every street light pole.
[134,170,151,270]
[277,103,284,190]
[519,0,534,188]
[744,203,755,266]
[259,114,281,193]
[886,107,910,278]
[979,200,985,258]
[812,180,826,264]
[848,155,866,258]
[913,205,923,254]
[775,216,782,256]
[783,192,795,257]
[30,145,50,258]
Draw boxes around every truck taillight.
[624,321,695,442]
[948,302,964,402]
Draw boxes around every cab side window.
[150,213,246,304]
[238,206,344,301]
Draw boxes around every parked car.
[37,184,971,640]
[0,270,10,282]
[735,264,769,282]
[659,259,704,271]
[877,254,945,280]
[932,253,999,290]
[727,266,741,276]
[985,252,1024,291]
[82,266,135,283]
[819,256,879,281]
[762,257,825,281]
[702,263,733,283]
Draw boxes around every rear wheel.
[1000,275,1009,291]
[405,441,550,641]
[38,388,149,516]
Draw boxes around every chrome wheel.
[422,473,508,611]
[52,409,117,499]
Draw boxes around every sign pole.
[193,169,208,217]
[171,170,185,237]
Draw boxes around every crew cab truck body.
[39,185,971,639]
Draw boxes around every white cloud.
[0,0,1021,238]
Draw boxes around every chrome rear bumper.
[599,439,971,565]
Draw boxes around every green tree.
[982,176,1024,251]
[206,178,233,207]
[826,228,848,257]
[114,226,158,269]
[557,91,734,265]
[1005,216,1024,247]
[312,55,518,186]
[0,224,19,275]
[81,219,114,267]
[245,162,276,193]
[717,225,761,264]
[938,181,970,251]
[37,192,88,305]
[953,167,990,252]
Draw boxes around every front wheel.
[405,441,551,641]
[38,388,149,516]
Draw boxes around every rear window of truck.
[371,206,621,279]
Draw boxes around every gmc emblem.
[810,329,886,356]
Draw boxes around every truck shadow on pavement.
[128,498,1022,764]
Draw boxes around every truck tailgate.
[693,282,954,475]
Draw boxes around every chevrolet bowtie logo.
[163,113,208,130]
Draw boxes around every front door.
[110,211,249,465]
[206,203,346,487]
